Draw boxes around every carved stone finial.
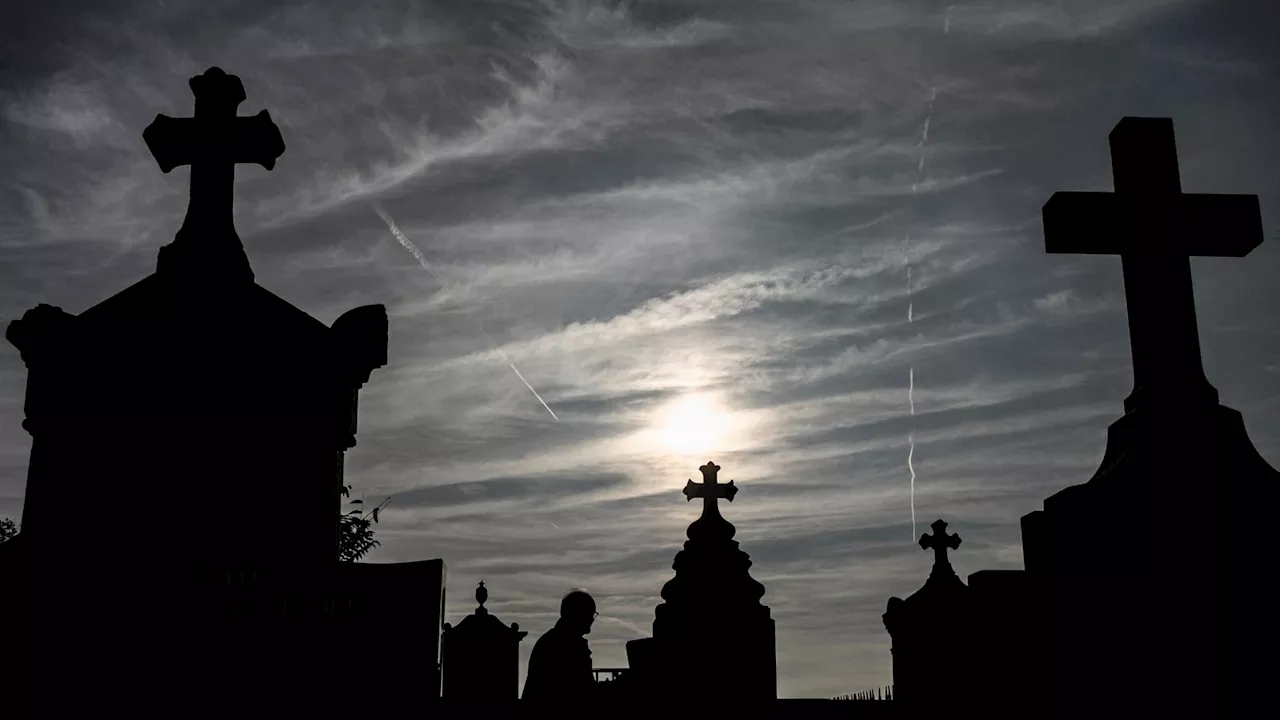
[681,459,739,543]
[919,518,962,577]
[143,66,286,284]
[476,580,488,608]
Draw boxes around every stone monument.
[3,67,390,711]
[625,461,777,701]
[1028,116,1275,715]
[442,581,528,701]
[882,519,971,703]
[897,117,1276,717]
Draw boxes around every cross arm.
[681,478,738,501]
[1043,191,1263,257]
[143,110,286,173]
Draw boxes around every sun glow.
[656,394,726,456]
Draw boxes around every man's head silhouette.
[559,589,596,635]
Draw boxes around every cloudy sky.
[2,0,1278,698]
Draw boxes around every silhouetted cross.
[143,67,285,235]
[683,461,737,518]
[1042,117,1264,411]
[919,519,961,567]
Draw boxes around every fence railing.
[831,685,893,700]
[592,668,628,683]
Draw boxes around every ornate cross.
[682,461,737,519]
[143,67,285,240]
[1041,117,1264,412]
[919,518,961,568]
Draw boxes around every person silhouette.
[522,589,597,702]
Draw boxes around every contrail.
[373,202,449,290]
[911,86,938,193]
[490,336,561,421]
[372,202,559,421]
[904,28,945,539]
[908,431,917,538]
[905,89,933,540]
[909,369,916,539]
[909,367,915,416]
[905,240,913,323]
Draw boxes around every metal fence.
[831,685,893,700]
[592,668,628,683]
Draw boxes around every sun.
[656,394,725,456]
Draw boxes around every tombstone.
[625,461,777,702]
[882,520,971,704]
[441,581,527,701]
[3,67,389,711]
[948,117,1275,717]
[330,559,448,702]
[963,568,1047,714]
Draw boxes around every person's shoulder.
[547,624,574,639]
[531,625,566,651]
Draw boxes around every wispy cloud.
[3,80,120,144]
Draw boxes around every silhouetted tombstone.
[333,558,448,701]
[625,461,776,701]
[963,567,1046,714]
[882,520,971,703]
[441,581,527,701]
[951,117,1275,718]
[4,67,389,711]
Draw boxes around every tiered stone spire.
[634,460,776,699]
[659,461,765,607]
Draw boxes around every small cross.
[143,67,285,245]
[682,461,737,519]
[919,518,961,568]
[1041,117,1264,412]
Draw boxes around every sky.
[2,0,1278,698]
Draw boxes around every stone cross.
[682,461,737,519]
[919,518,961,568]
[143,67,285,239]
[1041,117,1264,412]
